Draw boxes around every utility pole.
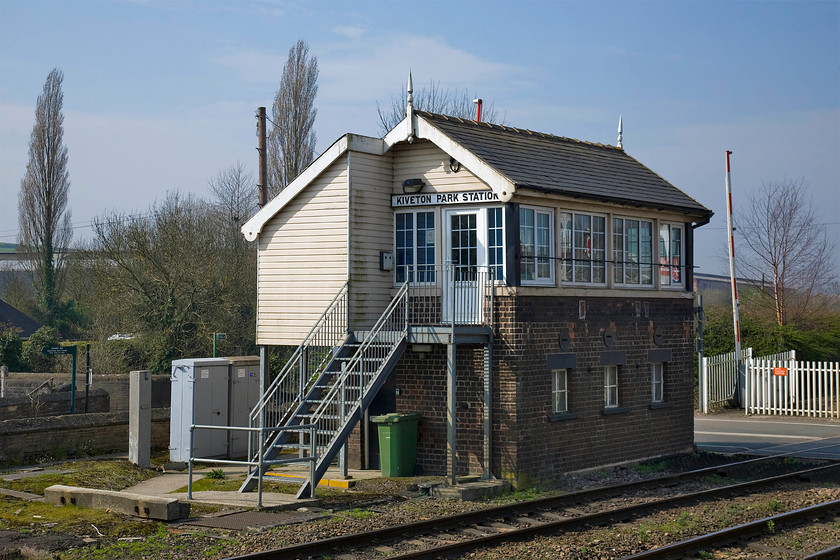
[725,150,744,408]
[258,107,268,208]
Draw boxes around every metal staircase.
[239,282,410,497]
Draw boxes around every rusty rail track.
[622,499,840,559]
[222,459,840,560]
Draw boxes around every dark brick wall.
[389,294,696,487]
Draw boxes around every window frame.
[519,205,555,285]
[604,365,619,408]
[394,210,436,285]
[651,362,664,403]
[659,223,684,288]
[613,217,654,287]
[487,206,505,284]
[552,368,569,414]
[559,211,607,285]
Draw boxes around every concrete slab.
[433,480,511,501]
[44,484,190,521]
[181,509,328,531]
[0,468,73,481]
[170,490,321,511]
[0,487,43,502]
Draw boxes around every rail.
[188,423,317,507]
[402,264,495,327]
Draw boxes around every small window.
[659,223,683,287]
[520,206,554,284]
[605,365,619,408]
[552,368,568,413]
[652,363,664,403]
[487,207,505,282]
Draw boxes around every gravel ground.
[4,454,839,560]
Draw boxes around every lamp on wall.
[402,178,425,194]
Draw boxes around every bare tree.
[18,68,72,327]
[377,79,504,135]
[267,39,318,198]
[209,161,257,231]
[736,179,837,326]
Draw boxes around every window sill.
[602,406,630,415]
[649,401,673,410]
[548,412,580,422]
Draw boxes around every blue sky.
[1,0,838,274]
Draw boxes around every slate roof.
[417,112,712,220]
[0,299,41,338]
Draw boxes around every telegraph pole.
[258,107,268,208]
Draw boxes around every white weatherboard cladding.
[349,150,395,330]
[256,157,349,346]
[391,141,488,194]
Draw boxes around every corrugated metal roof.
[417,112,712,219]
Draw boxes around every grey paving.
[695,412,840,460]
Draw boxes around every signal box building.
[241,94,712,494]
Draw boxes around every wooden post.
[258,107,267,208]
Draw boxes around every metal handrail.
[189,423,318,506]
[306,281,410,457]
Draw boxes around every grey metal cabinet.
[169,358,230,462]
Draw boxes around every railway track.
[223,459,840,560]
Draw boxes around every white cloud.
[331,25,366,40]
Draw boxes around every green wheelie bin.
[371,412,421,477]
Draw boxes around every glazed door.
[443,209,485,324]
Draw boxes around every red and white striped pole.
[725,150,743,406]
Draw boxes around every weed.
[634,460,667,475]
[767,499,784,513]
[637,527,649,543]
[766,520,776,534]
[697,551,714,559]
[341,508,377,520]
[704,474,730,485]
[204,468,226,480]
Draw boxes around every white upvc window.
[520,206,554,284]
[659,223,684,287]
[487,207,505,283]
[552,368,568,413]
[559,211,606,284]
[605,365,619,408]
[395,210,435,284]
[613,217,654,286]
[652,363,664,403]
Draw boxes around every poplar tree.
[18,68,72,327]
[267,39,318,197]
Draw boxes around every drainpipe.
[447,263,457,486]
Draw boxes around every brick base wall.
[384,294,696,488]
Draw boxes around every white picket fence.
[700,348,840,418]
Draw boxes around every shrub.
[0,325,24,370]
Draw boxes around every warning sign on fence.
[773,367,788,376]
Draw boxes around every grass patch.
[634,459,668,475]
[489,485,552,505]
[59,523,236,560]
[0,497,157,537]
[338,507,378,520]
[0,460,159,495]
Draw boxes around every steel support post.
[446,341,457,486]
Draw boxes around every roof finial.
[617,115,623,149]
[406,72,416,143]
[407,72,414,116]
